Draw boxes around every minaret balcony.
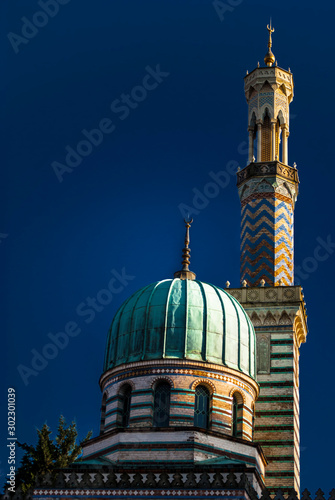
[237,160,299,188]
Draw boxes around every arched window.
[153,382,171,427]
[119,385,132,428]
[100,392,107,434]
[194,385,210,429]
[249,112,257,160]
[261,109,271,161]
[232,394,238,437]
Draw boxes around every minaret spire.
[239,25,298,287]
[264,20,275,67]
[174,218,196,280]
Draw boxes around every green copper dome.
[103,279,256,379]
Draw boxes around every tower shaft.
[227,285,307,494]
[239,66,298,286]
[233,29,308,494]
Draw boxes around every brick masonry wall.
[79,360,265,478]
[255,331,297,491]
[227,286,307,494]
[82,428,266,479]
[99,361,257,441]
[240,194,294,286]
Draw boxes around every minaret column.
[282,125,289,164]
[271,120,276,161]
[248,127,254,163]
[241,29,296,289]
[256,121,262,162]
[240,23,303,494]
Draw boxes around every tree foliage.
[3,415,92,497]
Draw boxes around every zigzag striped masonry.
[240,196,294,286]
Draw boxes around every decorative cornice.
[79,426,267,466]
[34,486,254,498]
[100,359,259,400]
[293,311,307,347]
[244,66,293,99]
[226,286,308,347]
[33,468,265,493]
[239,186,294,207]
[227,285,303,305]
[237,161,299,188]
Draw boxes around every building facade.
[31,25,308,500]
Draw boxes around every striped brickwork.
[227,286,307,494]
[98,360,258,444]
[170,389,194,426]
[82,427,266,479]
[104,388,154,430]
[255,332,299,493]
[237,161,299,287]
[240,66,297,287]
[240,193,294,286]
[82,360,263,480]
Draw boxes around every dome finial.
[264,19,275,67]
[174,218,196,280]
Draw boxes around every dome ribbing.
[103,279,256,379]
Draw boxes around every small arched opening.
[100,392,107,434]
[261,108,272,161]
[231,391,244,438]
[194,385,211,429]
[153,382,171,427]
[118,384,132,428]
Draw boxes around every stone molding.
[100,360,259,400]
[229,388,246,404]
[244,66,293,100]
[244,66,293,133]
[150,376,175,389]
[237,162,299,189]
[31,470,264,497]
[227,286,303,305]
[226,286,307,347]
[118,379,135,392]
[191,378,217,393]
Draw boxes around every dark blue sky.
[2,0,335,494]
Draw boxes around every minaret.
[238,21,299,286]
[227,24,308,495]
